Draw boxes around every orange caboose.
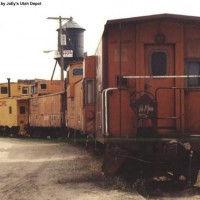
[94,14,200,184]
[31,80,65,96]
[28,92,66,138]
[66,57,96,140]
[66,61,83,133]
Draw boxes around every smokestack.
[7,78,11,97]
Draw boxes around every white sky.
[0,0,200,82]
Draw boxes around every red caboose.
[94,14,200,184]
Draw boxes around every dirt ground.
[0,138,142,200]
[1,138,200,200]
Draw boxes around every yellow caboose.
[0,82,32,98]
[0,97,29,136]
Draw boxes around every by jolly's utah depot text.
[0,1,42,6]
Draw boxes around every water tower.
[55,17,85,71]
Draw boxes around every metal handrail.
[102,88,118,136]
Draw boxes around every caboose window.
[85,80,94,104]
[150,51,167,76]
[31,85,37,94]
[186,61,200,86]
[22,87,29,94]
[20,106,26,114]
[73,68,83,76]
[40,84,47,90]
[1,86,8,94]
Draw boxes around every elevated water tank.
[55,18,85,70]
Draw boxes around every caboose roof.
[105,13,200,26]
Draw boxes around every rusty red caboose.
[93,13,200,184]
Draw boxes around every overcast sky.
[0,0,200,82]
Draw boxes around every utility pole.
[47,16,72,81]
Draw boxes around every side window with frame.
[1,86,8,94]
[85,80,94,104]
[40,83,47,90]
[22,87,29,94]
[72,67,83,76]
[186,61,200,87]
[31,85,37,94]
[150,51,168,76]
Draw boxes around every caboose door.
[144,45,176,133]
[17,99,29,135]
